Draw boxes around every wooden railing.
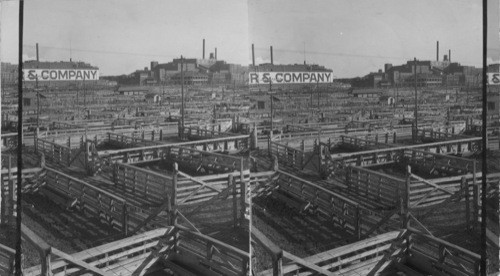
[44,167,130,234]
[179,125,237,141]
[322,137,481,179]
[346,166,406,208]
[256,229,407,276]
[0,243,14,275]
[174,224,250,275]
[165,146,248,174]
[418,128,468,141]
[340,134,397,149]
[176,169,250,206]
[1,133,17,150]
[113,162,172,206]
[274,170,399,239]
[1,165,45,224]
[402,148,476,175]
[106,132,160,148]
[88,135,250,176]
[256,226,482,276]
[269,141,306,170]
[36,137,73,166]
[406,226,481,276]
[22,226,175,276]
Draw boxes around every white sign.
[487,73,500,85]
[22,69,99,81]
[249,72,333,85]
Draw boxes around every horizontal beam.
[99,135,250,157]
[331,137,481,159]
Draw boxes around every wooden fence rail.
[406,226,481,276]
[106,132,160,148]
[88,135,250,176]
[274,170,399,239]
[256,227,481,276]
[179,125,237,141]
[22,226,175,276]
[44,167,130,234]
[36,137,73,166]
[346,166,405,208]
[321,137,480,179]
[114,162,172,206]
[269,141,306,170]
[174,224,250,276]
[0,243,14,275]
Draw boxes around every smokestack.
[215,48,217,60]
[448,49,451,62]
[436,41,439,61]
[252,44,255,66]
[203,39,205,59]
[270,46,273,65]
[36,43,39,63]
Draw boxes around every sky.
[249,0,485,77]
[1,0,250,75]
[487,0,500,63]
[0,0,497,78]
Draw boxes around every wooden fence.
[273,170,399,239]
[405,227,481,276]
[321,138,480,179]
[22,226,175,276]
[179,125,236,141]
[1,133,17,150]
[173,224,250,276]
[113,162,172,206]
[165,146,248,174]
[255,229,406,276]
[22,223,249,276]
[269,141,307,170]
[0,243,14,275]
[255,227,481,276]
[346,166,406,208]
[44,167,130,234]
[1,160,45,224]
[88,135,250,176]
[106,132,161,148]
[35,137,73,166]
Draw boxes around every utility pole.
[270,78,273,138]
[413,57,418,142]
[36,43,40,132]
[317,78,320,109]
[181,56,184,129]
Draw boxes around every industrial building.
[354,42,483,88]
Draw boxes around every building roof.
[23,60,98,70]
[145,93,160,99]
[171,71,208,78]
[351,88,383,94]
[117,86,151,92]
[488,64,500,73]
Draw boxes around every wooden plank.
[282,251,337,276]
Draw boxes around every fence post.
[122,203,128,236]
[172,163,179,251]
[240,158,246,227]
[472,182,479,231]
[462,176,470,230]
[355,206,361,240]
[404,166,411,229]
[272,253,283,276]
[229,174,237,228]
